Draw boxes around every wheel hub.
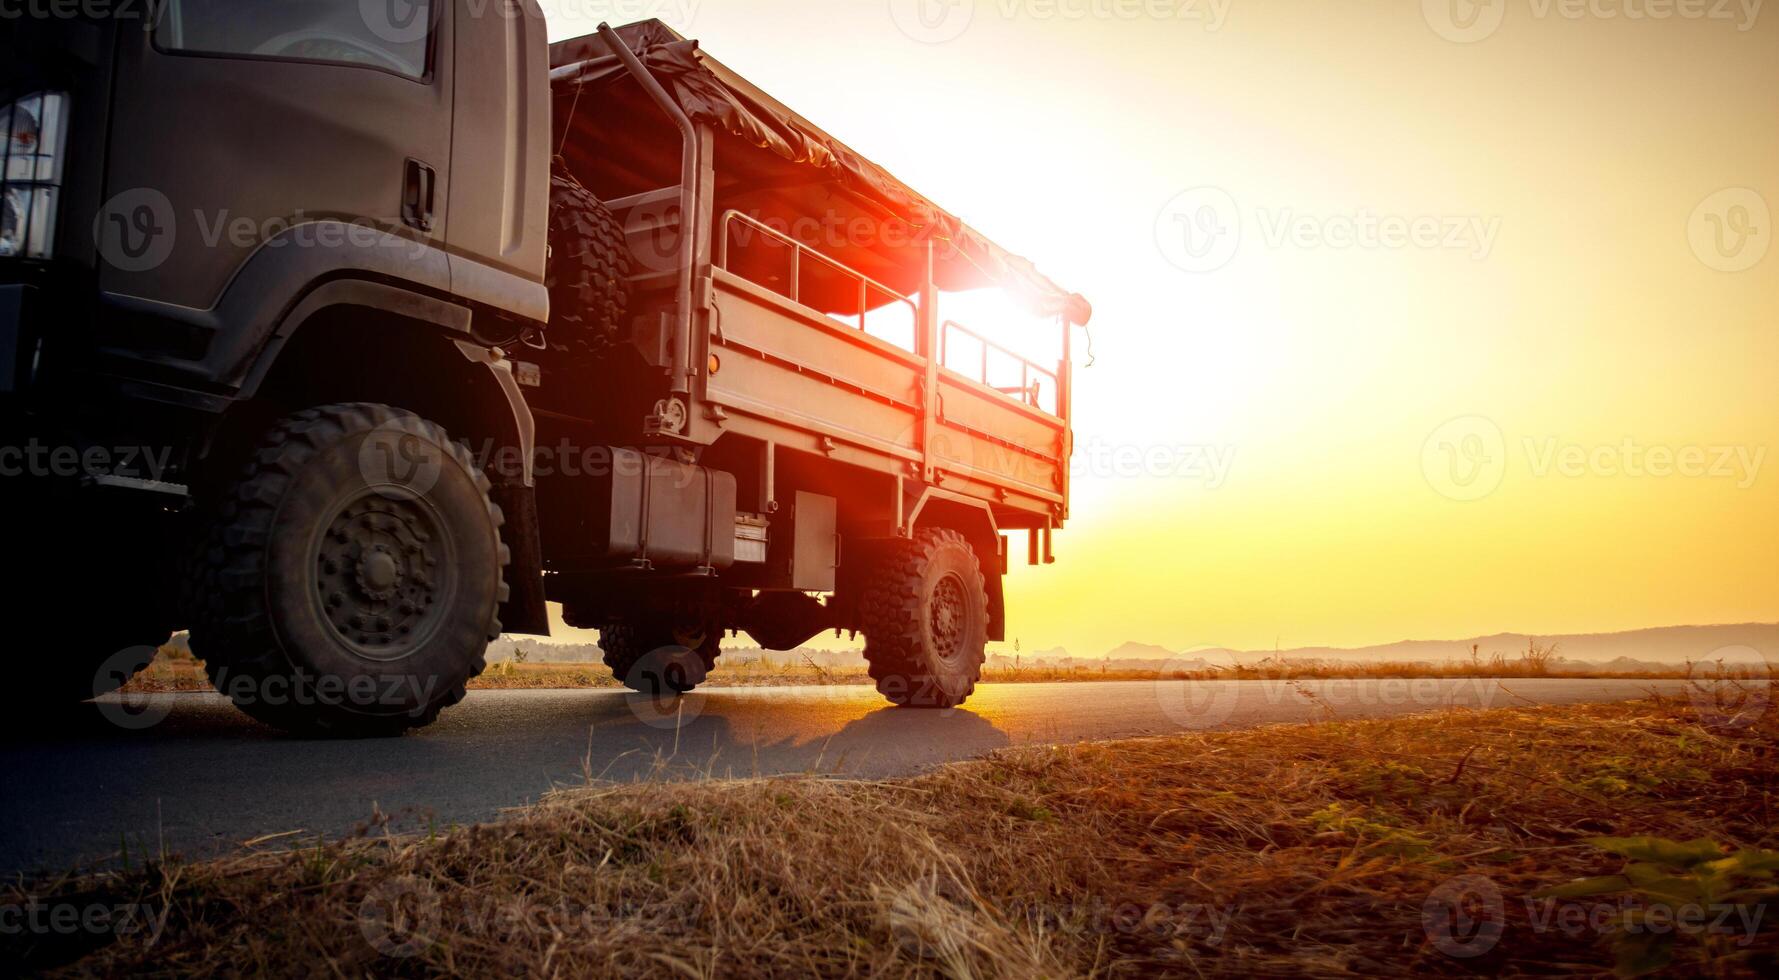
[316,494,450,658]
[929,574,967,661]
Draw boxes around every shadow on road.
[0,688,1014,876]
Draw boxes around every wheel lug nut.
[328,593,345,608]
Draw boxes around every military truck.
[0,5,1092,735]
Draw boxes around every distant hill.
[171,622,1772,673]
[1102,641,1178,661]
[1097,623,1777,669]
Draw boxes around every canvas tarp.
[551,20,1093,326]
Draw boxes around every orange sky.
[542,1,1778,654]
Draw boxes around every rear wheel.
[186,403,508,737]
[599,622,721,696]
[861,529,988,708]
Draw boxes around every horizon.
[525,613,1779,662]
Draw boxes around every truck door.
[98,0,455,311]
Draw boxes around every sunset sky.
[542,1,1778,655]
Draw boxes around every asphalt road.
[0,677,1690,876]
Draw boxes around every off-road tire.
[599,623,721,696]
[186,404,508,737]
[546,163,631,358]
[861,529,989,708]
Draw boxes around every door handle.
[402,158,436,233]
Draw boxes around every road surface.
[0,677,1689,875]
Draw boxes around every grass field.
[8,693,1775,976]
[117,645,1726,695]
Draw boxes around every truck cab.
[1,5,1092,736]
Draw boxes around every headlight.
[0,92,69,260]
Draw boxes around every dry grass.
[118,647,1720,695]
[7,694,1776,977]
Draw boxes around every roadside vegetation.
[8,694,1774,976]
[117,641,1746,695]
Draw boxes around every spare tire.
[546,162,632,358]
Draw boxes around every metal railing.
[941,320,1060,415]
[717,209,918,338]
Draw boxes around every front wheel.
[186,404,508,737]
[861,529,988,708]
